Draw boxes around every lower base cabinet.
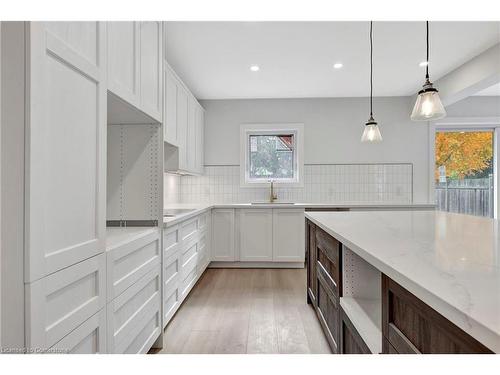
[381,274,492,354]
[107,265,162,354]
[25,253,106,351]
[50,309,107,354]
[339,307,371,354]
[306,219,493,355]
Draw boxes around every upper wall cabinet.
[107,21,162,123]
[164,63,205,175]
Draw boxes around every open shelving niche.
[341,245,382,354]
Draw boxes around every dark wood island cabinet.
[305,217,494,355]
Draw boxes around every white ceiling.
[165,21,500,100]
[474,82,500,96]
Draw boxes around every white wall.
[200,97,431,203]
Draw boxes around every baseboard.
[208,261,305,269]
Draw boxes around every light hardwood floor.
[154,268,331,354]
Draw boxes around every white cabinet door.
[186,96,197,172]
[211,209,235,261]
[139,21,162,122]
[164,65,178,145]
[239,209,273,261]
[272,209,305,262]
[195,104,205,174]
[107,21,139,106]
[176,84,189,171]
[26,22,106,281]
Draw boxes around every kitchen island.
[305,210,499,354]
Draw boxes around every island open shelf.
[341,245,382,354]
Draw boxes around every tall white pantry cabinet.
[0,21,173,354]
[0,22,108,352]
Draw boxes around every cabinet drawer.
[163,250,181,327]
[181,266,198,298]
[316,271,340,353]
[198,211,209,232]
[180,217,198,243]
[163,225,180,259]
[107,230,160,301]
[382,274,492,354]
[164,282,180,327]
[107,265,161,354]
[306,220,317,306]
[164,251,181,290]
[26,253,106,350]
[315,226,341,293]
[50,308,106,354]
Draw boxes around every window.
[435,130,494,218]
[240,124,304,186]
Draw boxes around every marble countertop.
[305,210,500,353]
[163,202,435,227]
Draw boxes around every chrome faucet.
[269,180,278,203]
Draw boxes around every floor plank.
[158,268,331,354]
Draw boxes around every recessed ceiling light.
[333,63,343,69]
[250,65,260,72]
[419,61,429,67]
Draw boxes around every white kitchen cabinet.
[164,64,179,145]
[25,253,106,350]
[272,209,305,262]
[107,22,139,106]
[211,209,235,261]
[187,96,197,172]
[164,63,205,175]
[25,22,107,282]
[239,209,273,261]
[106,264,161,354]
[176,83,189,169]
[106,228,160,302]
[139,21,162,121]
[195,104,205,174]
[163,251,181,328]
[107,21,162,123]
[50,309,107,354]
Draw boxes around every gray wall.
[200,96,432,203]
[446,96,500,117]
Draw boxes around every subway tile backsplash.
[175,164,412,204]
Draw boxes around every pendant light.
[361,21,382,143]
[411,21,446,121]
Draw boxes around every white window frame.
[430,117,500,218]
[240,123,304,187]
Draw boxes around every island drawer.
[316,267,340,353]
[381,274,492,354]
[315,226,341,294]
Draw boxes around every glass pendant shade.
[361,116,382,142]
[411,83,446,121]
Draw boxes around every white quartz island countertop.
[305,210,500,353]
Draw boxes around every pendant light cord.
[370,21,373,116]
[426,21,430,79]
